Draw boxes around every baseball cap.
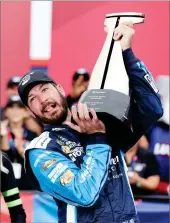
[18,70,56,106]
[7,76,21,88]
[73,68,90,82]
[5,95,25,109]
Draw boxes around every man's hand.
[105,21,135,51]
[65,103,106,134]
[113,21,135,51]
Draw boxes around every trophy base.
[79,89,134,150]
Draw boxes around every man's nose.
[38,94,48,104]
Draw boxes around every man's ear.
[56,84,66,97]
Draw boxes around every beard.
[32,93,68,126]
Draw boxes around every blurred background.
[0,1,169,223]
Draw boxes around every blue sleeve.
[122,48,163,151]
[29,133,111,207]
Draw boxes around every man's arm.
[28,133,111,207]
[122,48,163,151]
[112,21,163,152]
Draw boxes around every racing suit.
[24,48,163,223]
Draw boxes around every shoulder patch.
[25,132,51,151]
[144,74,159,93]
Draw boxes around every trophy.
[79,12,145,149]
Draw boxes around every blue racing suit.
[24,48,163,223]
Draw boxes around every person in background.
[146,75,169,195]
[0,76,43,135]
[1,76,21,121]
[66,68,90,109]
[0,151,26,223]
[125,136,160,196]
[6,76,22,99]
[0,96,38,190]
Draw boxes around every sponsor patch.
[79,151,95,183]
[48,163,68,183]
[60,170,74,186]
[144,74,159,93]
[36,132,51,148]
[121,219,134,223]
[62,146,71,154]
[34,151,51,167]
[52,128,65,131]
[41,158,57,171]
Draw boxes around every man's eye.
[42,88,48,93]
[30,97,35,103]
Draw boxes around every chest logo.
[62,146,71,154]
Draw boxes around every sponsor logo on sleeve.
[144,74,159,93]
[41,158,57,171]
[34,151,51,167]
[60,170,74,186]
[79,151,95,183]
[48,163,68,183]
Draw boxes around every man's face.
[28,83,68,125]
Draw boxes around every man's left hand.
[113,21,135,51]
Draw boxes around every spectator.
[0,151,26,223]
[125,136,160,195]
[1,76,21,121]
[146,75,169,195]
[0,96,38,190]
[0,76,43,135]
[66,68,90,109]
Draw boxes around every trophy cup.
[79,12,145,149]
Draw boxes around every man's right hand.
[65,103,106,134]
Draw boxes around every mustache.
[41,100,58,113]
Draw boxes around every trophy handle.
[88,12,145,96]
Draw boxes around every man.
[125,136,160,196]
[1,151,26,223]
[18,22,163,223]
[66,68,90,109]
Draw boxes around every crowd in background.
[0,70,169,197]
